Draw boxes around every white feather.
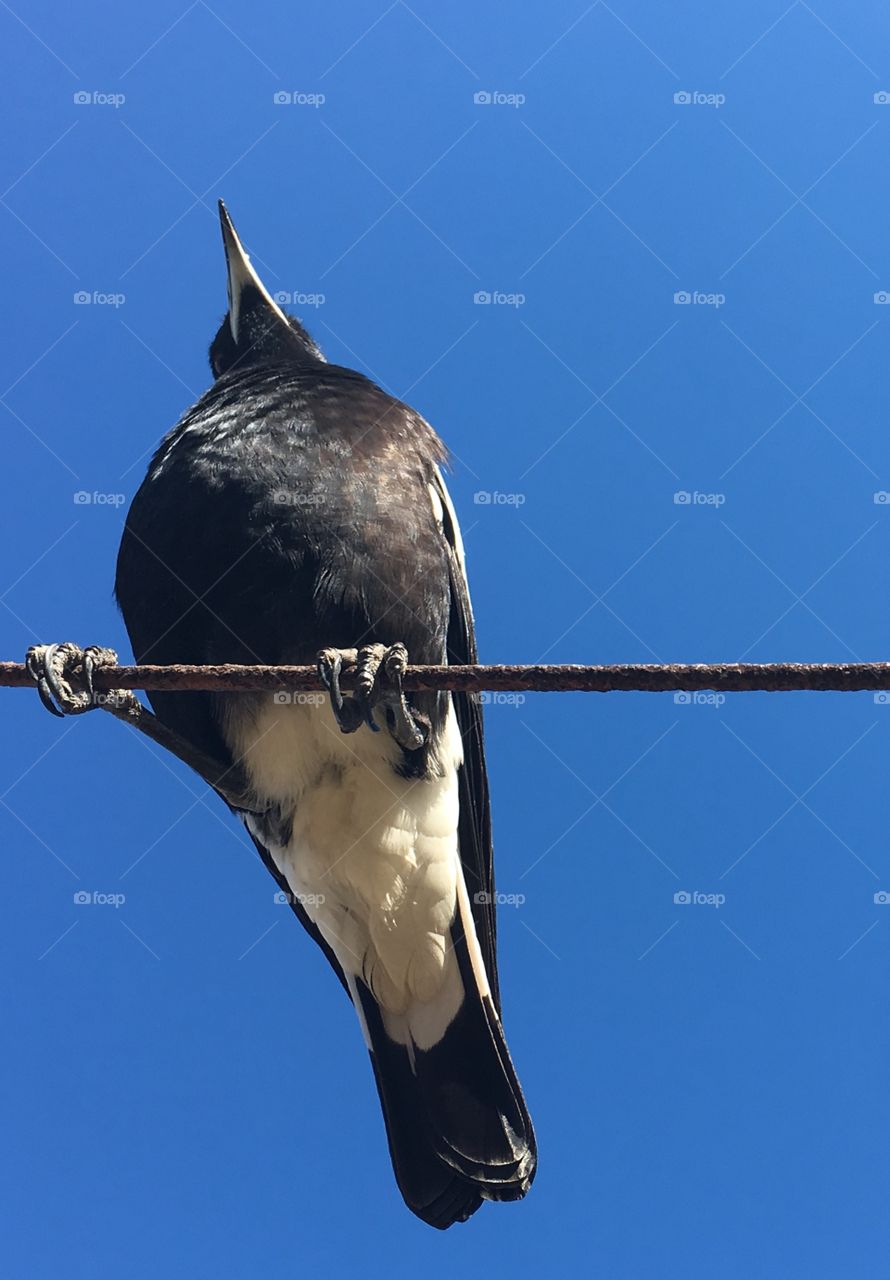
[231,696,467,1050]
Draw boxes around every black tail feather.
[353,916,536,1229]
[359,989,484,1229]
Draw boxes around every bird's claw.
[317,648,365,734]
[378,644,427,751]
[25,643,136,718]
[317,643,427,750]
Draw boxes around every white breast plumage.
[230,694,465,1050]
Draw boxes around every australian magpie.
[28,202,536,1228]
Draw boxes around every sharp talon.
[37,677,66,718]
[25,642,122,718]
[317,648,363,734]
[354,645,387,731]
[26,645,64,717]
[379,643,426,751]
[34,644,69,716]
[43,644,74,710]
[318,648,345,714]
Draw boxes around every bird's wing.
[430,467,501,1012]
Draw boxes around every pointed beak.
[218,200,289,343]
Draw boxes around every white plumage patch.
[432,466,467,575]
[229,695,467,1051]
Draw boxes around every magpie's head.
[209,201,325,378]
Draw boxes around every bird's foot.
[317,643,428,751]
[26,642,260,812]
[25,643,137,718]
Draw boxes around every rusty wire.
[3,659,890,695]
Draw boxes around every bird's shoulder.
[147,361,446,484]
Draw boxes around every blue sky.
[2,2,890,1275]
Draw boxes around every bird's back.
[117,362,449,665]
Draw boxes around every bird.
[29,202,536,1228]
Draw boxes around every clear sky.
[2,3,890,1276]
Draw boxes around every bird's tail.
[349,882,536,1229]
